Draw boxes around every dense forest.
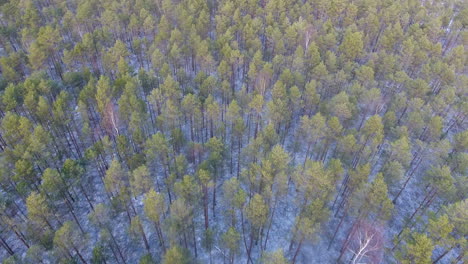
[0,0,467,263]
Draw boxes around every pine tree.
[396,233,434,264]
[162,246,190,264]
[53,221,88,263]
[143,188,166,250]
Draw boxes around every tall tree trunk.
[432,246,453,264]
[192,221,198,258]
[212,166,217,219]
[337,218,360,263]
[109,229,126,264]
[139,221,150,252]
[397,188,435,239]
[109,242,122,264]
[0,235,14,256]
[73,246,88,264]
[247,229,255,264]
[292,237,304,264]
[79,184,94,211]
[393,156,423,204]
[237,138,242,178]
[154,222,165,251]
[12,228,30,249]
[329,211,347,250]
[204,187,209,230]
[263,198,278,249]
[241,211,253,264]
[64,197,85,234]
[303,141,312,169]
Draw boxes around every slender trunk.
[241,210,253,264]
[66,124,82,158]
[163,165,173,204]
[154,222,165,250]
[0,235,14,256]
[212,166,217,219]
[183,232,188,249]
[263,198,278,249]
[443,114,466,138]
[335,188,350,217]
[452,250,464,264]
[320,140,330,162]
[109,228,126,264]
[64,196,85,234]
[190,116,194,141]
[247,229,254,264]
[109,242,121,264]
[254,114,259,139]
[358,112,368,131]
[192,221,198,258]
[328,211,347,250]
[65,248,75,261]
[333,174,349,210]
[129,199,137,216]
[337,219,360,263]
[204,187,209,230]
[397,188,435,238]
[44,216,55,231]
[393,157,423,204]
[13,200,27,218]
[139,221,150,252]
[237,138,241,178]
[303,141,312,169]
[124,204,132,223]
[291,237,304,264]
[73,246,88,264]
[79,184,94,211]
[209,245,212,264]
[397,107,408,125]
[210,119,214,138]
[258,228,264,260]
[230,128,234,175]
[433,246,453,264]
[12,229,30,249]
[69,205,85,234]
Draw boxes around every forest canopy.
[0,0,467,263]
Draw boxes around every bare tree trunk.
[154,222,165,251]
[237,138,242,178]
[0,235,14,256]
[292,237,304,264]
[139,221,150,252]
[432,246,453,264]
[192,221,198,258]
[329,211,347,250]
[204,187,209,230]
[393,157,423,204]
[263,198,278,249]
[397,188,435,239]
[241,211,253,264]
[109,229,126,264]
[212,165,217,219]
[12,228,30,249]
[73,246,88,264]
